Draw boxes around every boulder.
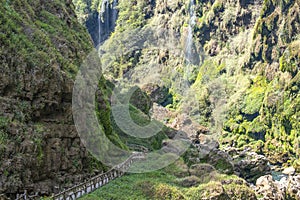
[282,166,296,176]
[286,175,300,199]
[207,149,234,175]
[255,175,300,200]
[203,183,230,200]
[189,163,216,177]
[141,83,171,106]
[177,176,201,187]
[254,174,300,199]
[190,134,233,174]
[255,175,285,200]
[221,179,257,200]
[197,140,220,158]
[229,149,271,183]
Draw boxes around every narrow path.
[15,152,146,200]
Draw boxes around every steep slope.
[0,1,174,197]
[70,0,300,199]
[0,0,105,197]
[73,0,118,45]
[88,0,300,170]
[219,0,300,168]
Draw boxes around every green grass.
[79,163,254,200]
[111,104,168,151]
[0,0,92,80]
[79,170,180,200]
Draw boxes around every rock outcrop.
[0,0,105,197]
[255,175,285,200]
[224,147,271,183]
[82,0,300,174]
[73,0,119,46]
[254,174,300,200]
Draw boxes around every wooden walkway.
[127,144,149,153]
[15,152,146,200]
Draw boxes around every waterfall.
[185,0,196,65]
[97,0,118,46]
[97,0,108,46]
[112,0,118,30]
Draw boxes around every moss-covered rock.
[0,0,109,196]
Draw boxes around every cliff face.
[221,0,300,168]
[1,0,299,197]
[75,0,300,170]
[73,0,118,46]
[0,0,104,196]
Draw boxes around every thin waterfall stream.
[185,0,196,64]
[98,13,101,45]
[184,0,197,82]
[97,0,118,46]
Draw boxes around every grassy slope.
[80,159,255,200]
[0,0,92,79]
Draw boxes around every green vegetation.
[80,159,255,200]
[95,78,169,151]
[0,116,9,145]
[73,0,300,172]
[182,0,300,170]
[0,0,92,80]
[80,170,180,200]
[73,0,102,23]
[1,0,299,198]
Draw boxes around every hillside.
[74,0,300,169]
[74,0,300,199]
[0,1,171,198]
[0,0,111,197]
[0,0,299,199]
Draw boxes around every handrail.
[127,144,149,153]
[15,152,146,200]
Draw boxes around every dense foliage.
[74,0,300,170]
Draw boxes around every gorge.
[0,0,300,199]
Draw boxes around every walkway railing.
[15,152,146,200]
[127,144,149,153]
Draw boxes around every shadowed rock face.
[0,0,104,197]
[85,0,118,46]
[226,148,271,183]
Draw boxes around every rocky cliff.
[73,0,118,46]
[0,0,106,197]
[1,0,300,199]
[77,0,300,171]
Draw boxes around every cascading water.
[185,0,196,65]
[184,0,197,82]
[97,0,108,46]
[97,0,118,46]
[98,13,101,45]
